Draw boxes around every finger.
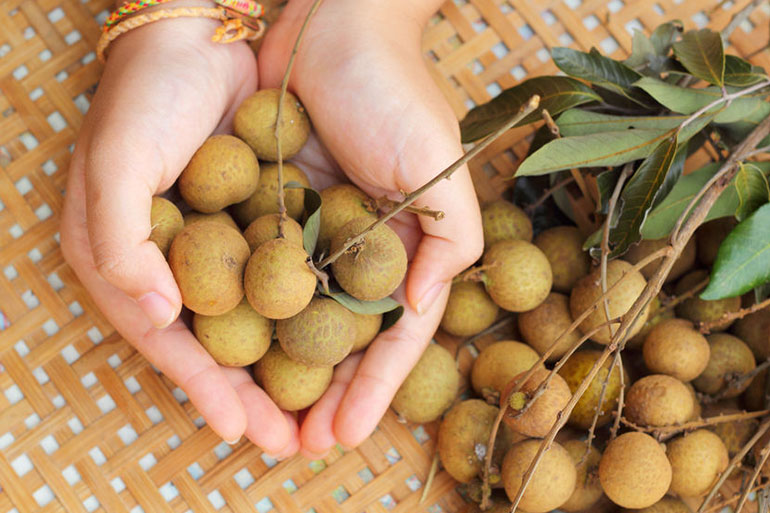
[299,353,362,458]
[333,285,450,448]
[61,154,247,443]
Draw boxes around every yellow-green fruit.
[440,281,499,337]
[501,367,571,438]
[501,440,577,513]
[149,197,183,258]
[625,374,694,427]
[483,240,552,312]
[350,312,382,352]
[744,368,767,411]
[734,306,770,361]
[318,184,377,252]
[625,237,696,283]
[709,407,757,478]
[667,429,728,497]
[643,319,710,382]
[437,399,513,483]
[693,333,756,397]
[193,298,273,367]
[534,226,591,293]
[254,345,332,411]
[627,295,674,349]
[392,344,459,423]
[183,210,240,230]
[599,432,672,509]
[518,292,580,361]
[168,223,250,315]
[330,217,407,301]
[561,440,604,513]
[675,270,741,331]
[471,341,542,399]
[570,259,650,345]
[233,89,310,161]
[276,297,355,367]
[481,199,533,249]
[697,217,736,266]
[243,214,304,252]
[685,382,702,421]
[558,350,625,429]
[620,497,693,513]
[244,238,316,319]
[232,163,310,226]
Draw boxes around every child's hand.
[60,17,299,456]
[257,0,483,457]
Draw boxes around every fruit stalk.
[699,295,770,333]
[619,409,769,441]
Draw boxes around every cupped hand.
[60,16,299,456]
[257,0,484,457]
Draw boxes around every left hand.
[257,0,483,457]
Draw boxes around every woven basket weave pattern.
[1,0,769,511]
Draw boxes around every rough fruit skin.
[625,237,696,283]
[276,297,355,367]
[734,306,770,361]
[624,374,694,427]
[437,400,511,483]
[318,184,377,252]
[347,313,382,353]
[643,319,710,382]
[501,440,577,513]
[184,210,240,230]
[558,350,625,429]
[483,240,552,312]
[599,432,672,509]
[471,341,542,399]
[168,223,250,316]
[501,367,571,438]
[534,226,591,293]
[561,440,604,513]
[481,199,533,249]
[693,333,756,397]
[193,298,273,367]
[620,497,692,513]
[709,408,758,460]
[178,135,259,213]
[569,259,650,345]
[244,238,316,319]
[697,217,736,266]
[667,429,729,497]
[243,214,303,252]
[330,217,407,301]
[440,281,499,337]
[675,270,741,331]
[149,197,183,258]
[518,292,580,361]
[392,344,459,423]
[232,163,310,226]
[233,89,310,161]
[254,345,333,411]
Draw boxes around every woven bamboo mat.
[1,0,769,512]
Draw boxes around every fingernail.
[224,437,241,445]
[137,292,176,329]
[302,448,329,460]
[416,282,446,315]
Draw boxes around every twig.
[720,0,765,42]
[658,276,709,316]
[699,296,770,333]
[375,197,445,220]
[701,357,770,404]
[736,444,770,513]
[525,176,575,214]
[274,0,324,237]
[705,483,768,513]
[610,353,625,439]
[420,453,440,504]
[454,315,516,365]
[744,144,770,160]
[541,109,594,209]
[317,95,541,269]
[620,409,770,441]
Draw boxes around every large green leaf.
[516,129,673,177]
[672,28,725,86]
[459,77,600,142]
[701,203,770,300]
[556,110,713,142]
[650,20,683,56]
[641,161,770,239]
[624,30,656,70]
[734,163,770,221]
[609,136,678,257]
[723,55,769,87]
[715,101,770,147]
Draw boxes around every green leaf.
[556,110,713,142]
[320,286,403,315]
[641,161,770,239]
[715,101,770,147]
[459,77,601,142]
[723,55,769,87]
[701,203,770,300]
[624,30,656,70]
[653,141,688,209]
[381,306,405,331]
[516,129,673,177]
[609,136,679,257]
[672,28,725,86]
[755,282,770,303]
[734,163,770,221]
[286,183,322,256]
[597,169,619,214]
[650,20,683,56]
[583,228,603,251]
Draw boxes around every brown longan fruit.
[392,344,459,423]
[627,294,674,350]
[667,429,728,497]
[350,312,382,353]
[734,305,770,361]
[561,439,604,513]
[483,240,552,312]
[534,226,592,293]
[625,374,694,427]
[471,341,542,400]
[318,184,377,252]
[254,344,332,411]
[518,292,580,361]
[620,497,693,513]
[558,350,626,429]
[481,199,533,249]
[243,214,304,252]
[675,270,741,331]
[697,217,736,266]
[643,319,710,382]
[149,197,183,258]
[624,237,696,283]
[232,162,310,226]
[501,367,571,438]
[693,333,756,398]
[183,210,240,231]
[440,280,499,337]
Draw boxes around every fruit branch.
[620,409,770,441]
[317,95,542,270]
[541,109,594,209]
[704,483,768,513]
[525,176,575,214]
[699,296,770,333]
[658,276,709,316]
[735,443,770,513]
[455,315,516,364]
[701,357,770,404]
[374,197,445,220]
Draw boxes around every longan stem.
[699,296,770,333]
[657,276,709,317]
[620,409,770,440]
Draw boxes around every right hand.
[60,15,299,456]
